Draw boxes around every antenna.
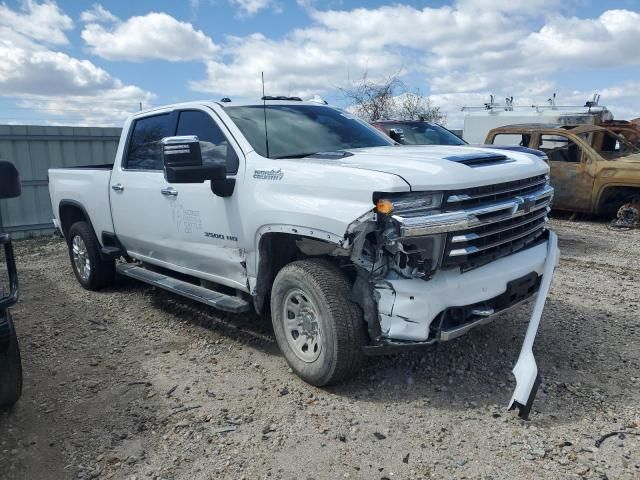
[261,72,270,159]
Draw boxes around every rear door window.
[125,114,174,170]
[176,110,239,174]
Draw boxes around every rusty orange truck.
[485,124,640,215]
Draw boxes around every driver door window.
[175,110,239,174]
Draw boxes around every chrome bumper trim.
[393,184,554,237]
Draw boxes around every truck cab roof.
[130,99,331,119]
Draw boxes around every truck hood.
[331,145,549,191]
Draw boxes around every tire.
[0,310,22,409]
[270,259,366,386]
[67,221,114,290]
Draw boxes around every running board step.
[116,264,250,314]
[101,246,123,258]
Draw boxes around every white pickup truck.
[49,99,559,417]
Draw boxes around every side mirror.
[161,136,226,183]
[0,161,21,199]
[389,128,405,144]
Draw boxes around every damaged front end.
[344,176,559,417]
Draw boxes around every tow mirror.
[389,128,405,144]
[0,161,21,199]
[161,136,235,197]
[161,136,226,183]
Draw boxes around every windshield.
[224,105,393,158]
[379,122,465,146]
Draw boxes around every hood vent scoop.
[444,152,512,167]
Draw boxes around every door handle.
[161,187,178,197]
[111,183,124,192]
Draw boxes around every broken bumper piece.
[508,230,559,419]
[370,230,559,418]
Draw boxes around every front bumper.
[376,234,554,342]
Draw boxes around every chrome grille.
[441,177,552,271]
[445,174,548,208]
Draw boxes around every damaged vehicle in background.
[601,120,640,148]
[485,124,640,216]
[48,99,559,417]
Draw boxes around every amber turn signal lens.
[376,198,394,215]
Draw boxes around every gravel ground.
[0,218,638,480]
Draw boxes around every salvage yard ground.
[0,218,638,480]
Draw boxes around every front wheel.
[67,221,114,290]
[271,259,366,386]
[0,310,22,409]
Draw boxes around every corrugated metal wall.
[0,125,122,239]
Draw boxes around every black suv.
[372,119,548,162]
[372,120,465,146]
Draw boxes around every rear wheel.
[67,221,114,290]
[271,259,366,386]
[0,310,22,409]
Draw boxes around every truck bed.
[55,164,114,170]
[48,167,114,241]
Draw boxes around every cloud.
[191,3,640,127]
[230,0,273,16]
[0,2,154,125]
[455,0,560,14]
[80,4,119,23]
[82,10,219,61]
[0,38,154,125]
[14,87,154,126]
[191,31,404,98]
[191,4,520,97]
[0,0,73,45]
[522,10,640,69]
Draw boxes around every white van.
[462,96,614,144]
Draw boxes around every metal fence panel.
[0,124,121,239]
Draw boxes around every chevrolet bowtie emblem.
[514,196,534,214]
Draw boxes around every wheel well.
[59,202,90,238]
[597,186,640,216]
[253,233,344,315]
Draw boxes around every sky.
[1,0,640,128]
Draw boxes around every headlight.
[374,192,443,215]
[373,191,446,279]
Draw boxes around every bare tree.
[341,73,446,124]
[340,72,401,122]
[396,91,447,124]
